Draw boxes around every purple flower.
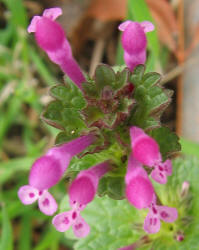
[118,20,154,71]
[27,7,85,89]
[143,195,178,234]
[52,161,109,237]
[130,126,172,184]
[125,155,154,209]
[18,134,95,215]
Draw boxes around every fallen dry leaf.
[87,0,127,22]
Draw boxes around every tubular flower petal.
[27,7,85,88]
[124,50,146,72]
[143,195,178,234]
[52,161,109,237]
[29,155,64,190]
[121,22,147,55]
[118,20,154,71]
[130,126,161,167]
[69,161,109,206]
[125,155,154,209]
[18,134,95,215]
[35,17,65,51]
[130,126,172,184]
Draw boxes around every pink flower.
[125,155,154,209]
[52,209,90,238]
[18,134,95,215]
[18,186,57,216]
[118,21,154,71]
[27,7,85,89]
[52,161,109,237]
[130,126,172,184]
[144,195,178,234]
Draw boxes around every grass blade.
[0,204,13,250]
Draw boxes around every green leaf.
[147,86,169,114]
[42,101,64,129]
[131,65,145,86]
[62,108,86,132]
[114,68,129,90]
[134,85,147,101]
[51,80,86,110]
[95,64,116,91]
[55,131,78,145]
[68,152,109,173]
[129,66,171,130]
[68,143,125,173]
[82,80,99,99]
[0,204,13,250]
[143,72,161,88]
[98,176,125,200]
[43,78,87,138]
[144,117,159,131]
[149,127,181,159]
[82,106,104,126]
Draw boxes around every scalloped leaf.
[41,100,64,129]
[55,131,79,145]
[42,78,88,141]
[62,108,86,131]
[82,106,104,126]
[129,65,171,130]
[50,78,86,110]
[132,64,145,82]
[142,72,161,88]
[147,86,169,114]
[114,68,129,90]
[149,127,181,159]
[95,64,116,91]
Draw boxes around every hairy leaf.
[150,127,181,159]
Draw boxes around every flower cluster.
[18,7,178,239]
[18,132,110,237]
[18,134,95,215]
[125,126,177,233]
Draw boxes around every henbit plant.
[16,6,187,249]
